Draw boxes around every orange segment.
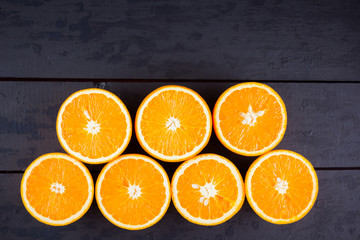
[171,154,245,226]
[57,88,132,164]
[95,154,171,230]
[21,153,94,226]
[213,82,287,156]
[135,85,212,162]
[245,150,318,224]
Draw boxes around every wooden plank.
[0,82,93,171]
[0,81,359,171]
[0,0,359,81]
[1,170,359,239]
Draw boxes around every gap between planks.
[1,78,360,84]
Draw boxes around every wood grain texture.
[0,81,359,171]
[0,0,359,80]
[2,171,359,240]
[0,82,93,171]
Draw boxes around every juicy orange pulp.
[251,155,314,219]
[100,159,167,225]
[172,154,245,226]
[136,85,212,162]
[96,154,171,230]
[60,93,128,159]
[21,153,94,226]
[26,158,89,220]
[246,150,318,224]
[140,89,208,156]
[218,87,284,152]
[176,159,239,219]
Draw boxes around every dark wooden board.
[1,81,359,171]
[1,0,360,81]
[1,0,359,239]
[1,170,359,240]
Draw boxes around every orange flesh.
[250,155,314,219]
[140,90,208,156]
[61,93,128,159]
[26,158,89,220]
[218,87,284,152]
[176,160,238,220]
[100,158,167,225]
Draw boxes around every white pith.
[240,105,265,126]
[192,182,218,206]
[214,83,287,156]
[136,86,212,161]
[128,184,142,199]
[172,154,244,225]
[96,154,171,230]
[274,178,288,194]
[50,182,65,194]
[85,119,101,135]
[245,150,318,224]
[21,153,94,226]
[57,89,132,164]
[166,116,181,131]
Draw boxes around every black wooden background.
[0,0,360,240]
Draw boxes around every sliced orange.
[213,82,287,156]
[56,88,132,164]
[135,85,212,162]
[96,154,171,230]
[245,150,318,224]
[171,154,245,226]
[21,153,94,226]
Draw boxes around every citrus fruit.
[95,154,171,230]
[171,154,245,226]
[56,88,132,164]
[213,82,287,156]
[21,153,94,226]
[245,150,318,224]
[135,85,212,162]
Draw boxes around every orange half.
[95,154,171,230]
[135,85,212,162]
[56,88,132,164]
[172,154,245,226]
[20,153,94,226]
[213,82,287,156]
[245,150,318,224]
